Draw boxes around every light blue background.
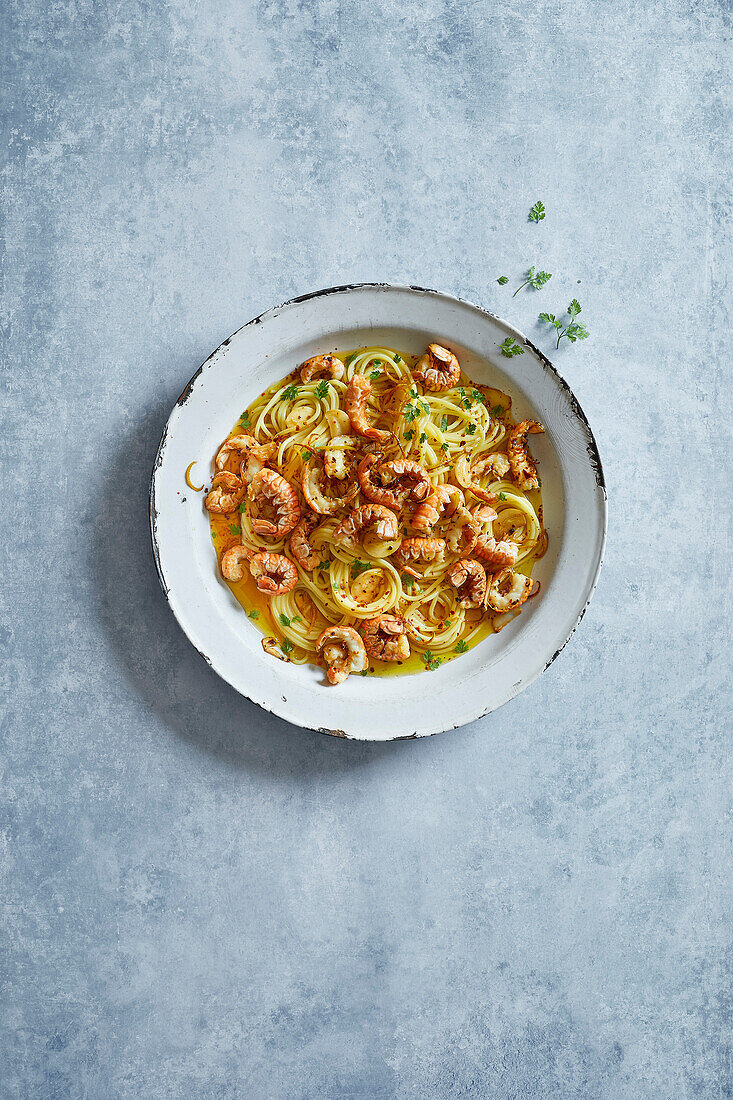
[2,1,730,1096]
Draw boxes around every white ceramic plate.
[150,284,606,740]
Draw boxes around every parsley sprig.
[498,337,525,358]
[403,398,430,423]
[315,380,330,400]
[513,265,552,297]
[529,200,546,223]
[497,275,509,285]
[539,299,589,348]
[279,384,300,401]
[422,650,442,671]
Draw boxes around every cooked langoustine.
[487,568,532,612]
[289,513,321,571]
[249,468,301,538]
[411,484,464,534]
[316,626,369,684]
[220,544,252,581]
[361,614,411,661]
[472,534,519,572]
[344,374,391,443]
[393,537,446,578]
[507,420,544,490]
[412,343,461,392]
[215,434,257,472]
[443,507,479,556]
[299,354,345,384]
[333,504,399,545]
[447,558,487,608]
[470,502,499,528]
[472,452,511,480]
[357,453,430,508]
[249,552,298,595]
[205,472,247,514]
[240,441,278,488]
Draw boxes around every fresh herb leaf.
[419,399,430,414]
[513,265,552,297]
[490,404,504,417]
[248,609,259,620]
[440,442,448,451]
[370,370,381,380]
[422,649,442,671]
[238,501,247,513]
[466,423,477,435]
[360,669,368,676]
[394,354,402,363]
[455,639,469,653]
[279,613,291,628]
[539,300,590,348]
[372,359,381,368]
[419,431,427,444]
[470,389,483,403]
[404,429,415,441]
[440,415,449,432]
[315,380,330,400]
[281,638,293,654]
[529,200,546,223]
[228,524,240,536]
[499,336,525,358]
[318,559,331,571]
[351,559,370,577]
[497,275,509,285]
[239,411,251,427]
[280,384,300,401]
[301,450,312,460]
[498,492,507,501]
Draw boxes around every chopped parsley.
[318,560,331,571]
[455,639,469,654]
[440,415,449,432]
[228,524,240,536]
[239,411,251,427]
[301,450,312,460]
[422,650,442,671]
[360,669,368,676]
[279,613,291,628]
[498,337,525,358]
[404,429,415,441]
[315,380,330,400]
[490,405,504,418]
[529,200,546,223]
[394,354,401,363]
[498,492,507,501]
[497,275,509,285]
[370,370,381,381]
[281,638,293,654]
[238,501,247,513]
[470,389,484,403]
[248,609,259,620]
[419,431,427,444]
[351,559,370,577]
[440,442,448,452]
[280,383,300,401]
[466,423,477,435]
[403,399,430,423]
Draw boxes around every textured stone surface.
[2,0,730,1096]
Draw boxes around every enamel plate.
[150,284,606,740]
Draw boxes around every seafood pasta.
[202,344,547,684]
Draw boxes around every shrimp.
[344,375,391,443]
[473,534,519,572]
[205,472,246,514]
[393,537,446,578]
[324,444,354,481]
[443,507,479,556]
[249,468,301,538]
[487,568,532,612]
[239,441,277,488]
[289,513,321,571]
[215,434,256,472]
[357,454,430,508]
[412,343,461,392]
[299,354,345,384]
[411,484,464,534]
[362,614,411,662]
[249,552,298,595]
[470,502,499,528]
[333,504,399,545]
[507,420,544,490]
[448,558,487,609]
[220,544,252,582]
[316,626,368,684]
